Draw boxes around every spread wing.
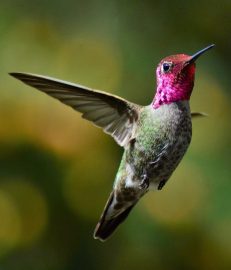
[10,72,140,147]
[191,112,208,118]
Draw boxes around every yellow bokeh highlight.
[142,162,208,225]
[0,190,21,256]
[63,147,116,221]
[0,179,48,247]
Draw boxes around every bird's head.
[153,44,215,109]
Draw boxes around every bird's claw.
[139,174,149,190]
[158,180,166,190]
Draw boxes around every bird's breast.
[126,101,192,189]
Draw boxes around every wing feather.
[10,72,140,147]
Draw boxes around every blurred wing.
[191,112,208,118]
[10,72,140,147]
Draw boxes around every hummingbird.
[10,44,214,241]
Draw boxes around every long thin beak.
[187,44,215,64]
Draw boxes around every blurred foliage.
[0,0,230,269]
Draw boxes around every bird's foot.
[139,174,149,190]
[158,180,166,190]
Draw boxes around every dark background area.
[0,0,231,269]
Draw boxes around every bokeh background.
[0,0,230,269]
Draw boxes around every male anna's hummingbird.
[10,44,214,241]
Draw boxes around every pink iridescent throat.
[152,63,195,109]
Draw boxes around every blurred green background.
[0,0,231,269]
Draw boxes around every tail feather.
[94,191,136,241]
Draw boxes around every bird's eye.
[162,62,172,73]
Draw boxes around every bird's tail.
[93,191,136,241]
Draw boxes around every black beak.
[187,44,215,64]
